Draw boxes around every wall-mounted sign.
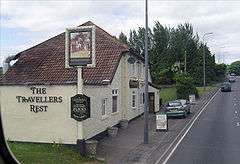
[65,26,96,67]
[156,113,168,131]
[16,87,63,113]
[129,80,139,88]
[71,94,90,121]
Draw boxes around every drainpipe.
[3,55,18,74]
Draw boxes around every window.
[140,92,143,104]
[143,93,145,104]
[112,89,118,113]
[101,98,107,116]
[132,91,137,108]
[130,63,135,76]
[138,63,142,76]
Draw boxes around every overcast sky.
[1,0,240,65]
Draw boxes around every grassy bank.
[196,86,217,96]
[8,142,102,164]
[160,85,217,103]
[160,85,177,103]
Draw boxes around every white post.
[77,67,84,139]
[77,67,83,94]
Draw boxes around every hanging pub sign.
[71,94,90,121]
[65,26,96,67]
[156,113,168,131]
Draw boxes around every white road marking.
[235,111,238,114]
[154,89,220,164]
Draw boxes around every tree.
[228,61,240,75]
[128,28,153,55]
[118,32,128,44]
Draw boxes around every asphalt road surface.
[166,78,240,164]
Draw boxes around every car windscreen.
[167,102,181,107]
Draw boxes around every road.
[165,78,240,164]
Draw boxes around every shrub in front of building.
[175,74,199,99]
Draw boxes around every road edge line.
[154,88,220,164]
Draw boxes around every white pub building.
[0,21,160,145]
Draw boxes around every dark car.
[164,100,190,118]
[221,82,231,92]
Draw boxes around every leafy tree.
[175,74,199,99]
[128,28,153,55]
[214,63,227,81]
[118,32,128,44]
[228,61,240,75]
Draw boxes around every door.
[149,92,155,113]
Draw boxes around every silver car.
[165,99,191,118]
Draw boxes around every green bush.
[175,74,199,99]
[158,68,175,85]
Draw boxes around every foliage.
[118,32,128,44]
[120,22,226,85]
[175,74,199,99]
[214,63,227,81]
[228,60,240,75]
[8,142,101,164]
[157,68,175,85]
[160,85,177,103]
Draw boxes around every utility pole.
[184,50,187,74]
[143,0,149,144]
[202,32,213,91]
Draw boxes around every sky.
[1,0,240,65]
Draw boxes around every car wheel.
[182,112,187,118]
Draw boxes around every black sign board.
[71,94,90,121]
[129,80,139,88]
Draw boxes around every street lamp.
[202,32,213,90]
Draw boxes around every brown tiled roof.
[0,21,131,85]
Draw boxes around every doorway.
[149,92,155,113]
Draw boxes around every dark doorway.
[149,92,155,113]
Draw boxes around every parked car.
[221,82,231,92]
[229,76,236,82]
[164,99,190,118]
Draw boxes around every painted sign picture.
[70,31,91,59]
[65,26,96,67]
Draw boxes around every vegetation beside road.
[8,142,101,164]
[197,86,217,96]
[161,85,217,103]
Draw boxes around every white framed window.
[101,98,107,116]
[132,91,137,108]
[112,89,118,113]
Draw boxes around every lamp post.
[202,32,213,90]
[144,0,149,144]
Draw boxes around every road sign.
[156,113,168,131]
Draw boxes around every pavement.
[164,77,240,164]
[96,86,219,164]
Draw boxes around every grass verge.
[8,142,102,164]
[196,86,217,97]
[160,85,177,103]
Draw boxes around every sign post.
[156,113,168,132]
[65,26,96,142]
